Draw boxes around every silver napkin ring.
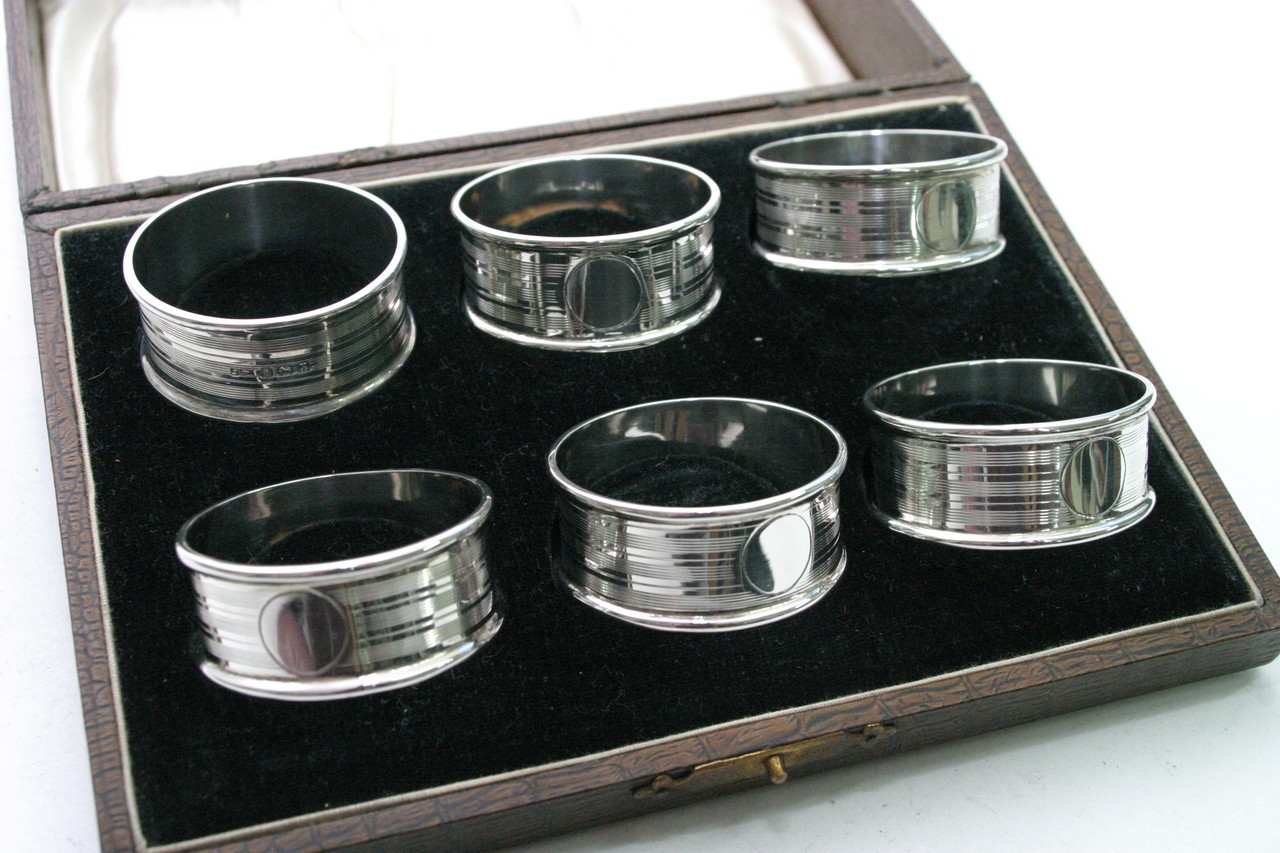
[178,470,502,700]
[451,154,721,351]
[124,178,415,422]
[863,359,1157,548]
[548,398,847,631]
[749,129,1008,276]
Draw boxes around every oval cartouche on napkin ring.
[548,398,847,631]
[451,154,721,350]
[123,178,414,422]
[863,359,1157,548]
[749,129,1007,276]
[178,470,502,700]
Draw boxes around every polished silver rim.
[750,129,1007,178]
[864,359,1157,440]
[452,154,720,247]
[752,237,1006,277]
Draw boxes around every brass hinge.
[633,722,896,799]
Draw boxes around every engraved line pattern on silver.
[558,488,841,614]
[124,178,414,422]
[460,227,715,337]
[548,398,847,631]
[179,470,501,701]
[750,129,1007,276]
[863,359,1156,549]
[452,154,721,351]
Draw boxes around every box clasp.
[632,722,896,799]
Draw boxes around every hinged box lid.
[5,0,965,214]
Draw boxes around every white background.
[2,2,1277,850]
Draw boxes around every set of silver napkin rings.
[180,360,1156,701]
[122,129,1008,423]
[127,129,1140,701]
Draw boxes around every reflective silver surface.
[124,178,414,422]
[178,470,501,700]
[749,129,1007,276]
[741,512,814,595]
[548,398,847,631]
[863,359,1157,548]
[452,155,720,350]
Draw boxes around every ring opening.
[554,399,842,509]
[130,180,400,319]
[183,471,487,570]
[754,130,1002,171]
[867,361,1152,427]
[457,157,713,240]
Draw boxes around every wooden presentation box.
[6,1,1278,850]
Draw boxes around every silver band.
[749,129,1007,276]
[548,398,847,631]
[178,470,502,700]
[863,359,1157,548]
[124,178,415,422]
[451,155,721,350]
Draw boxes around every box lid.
[5,0,965,214]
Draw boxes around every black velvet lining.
[242,518,430,565]
[590,454,782,507]
[515,207,649,238]
[180,247,368,318]
[918,400,1059,424]
[56,102,1253,845]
